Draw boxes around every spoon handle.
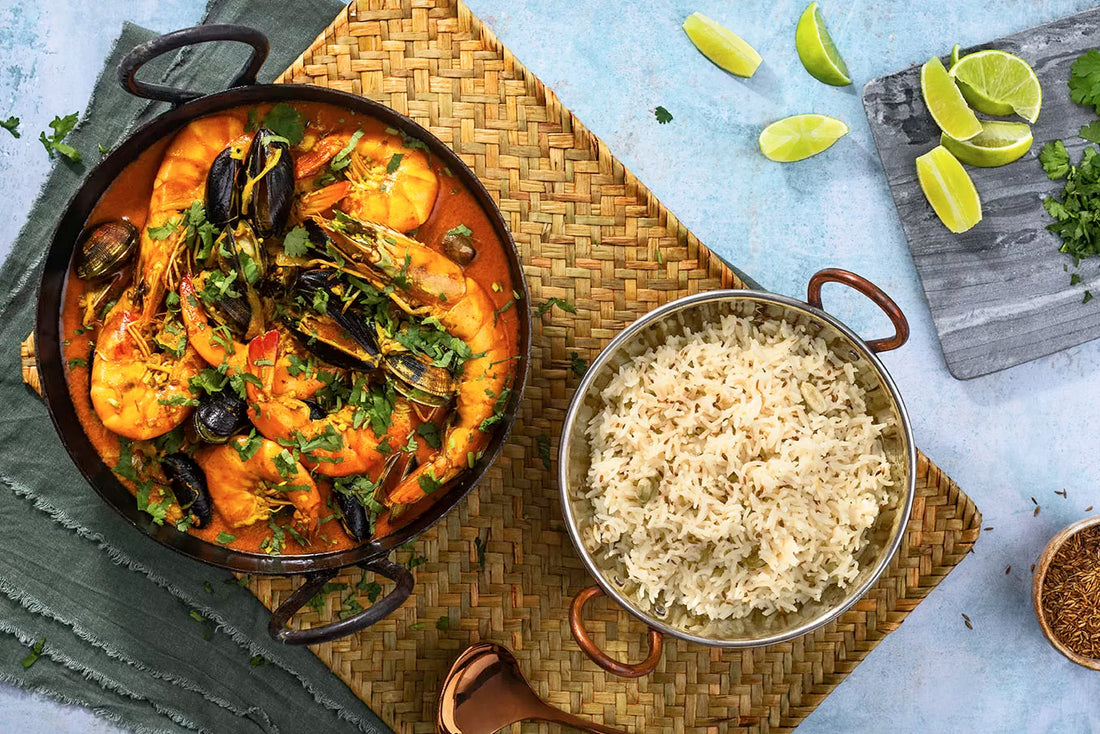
[533,705,632,734]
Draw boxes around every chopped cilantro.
[114,438,139,482]
[385,152,404,174]
[436,616,451,632]
[536,433,551,470]
[259,103,306,145]
[418,471,443,495]
[136,481,171,525]
[273,449,298,480]
[233,433,263,466]
[147,219,180,240]
[39,113,81,162]
[282,225,311,258]
[67,357,87,369]
[654,105,673,124]
[1081,121,1100,144]
[535,297,576,316]
[361,580,382,603]
[473,531,489,570]
[339,595,365,619]
[1071,273,1082,286]
[1,116,20,138]
[216,531,237,544]
[330,129,365,172]
[445,223,472,238]
[1086,290,1094,304]
[250,654,270,668]
[20,637,45,669]
[306,581,348,612]
[569,352,588,377]
[383,126,430,152]
[407,554,428,570]
[416,421,442,449]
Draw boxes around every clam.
[192,390,249,444]
[160,453,213,529]
[205,146,245,228]
[80,264,133,326]
[74,220,138,280]
[385,351,455,407]
[242,128,294,238]
[441,231,476,266]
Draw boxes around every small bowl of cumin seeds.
[1034,516,1100,670]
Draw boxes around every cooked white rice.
[583,313,894,621]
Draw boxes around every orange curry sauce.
[60,102,520,555]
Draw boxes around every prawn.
[91,116,244,439]
[295,130,438,232]
[194,435,321,533]
[245,330,415,477]
[178,275,329,399]
[315,215,514,505]
[90,291,206,440]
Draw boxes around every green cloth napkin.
[0,2,394,732]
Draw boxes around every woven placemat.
[241,1,983,732]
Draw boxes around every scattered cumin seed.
[1034,505,1041,517]
[961,613,971,622]
[964,619,973,630]
[1031,564,1036,572]
[1005,566,1011,574]
[1087,506,1094,512]
[1031,497,1038,505]
[1056,489,1068,498]
[983,526,994,531]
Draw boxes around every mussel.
[385,352,455,407]
[192,390,249,444]
[205,146,245,228]
[242,128,294,238]
[161,453,213,529]
[194,267,252,337]
[284,311,380,371]
[441,230,476,266]
[333,492,371,542]
[74,220,138,280]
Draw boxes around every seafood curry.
[61,102,521,555]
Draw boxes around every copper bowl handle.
[569,585,663,678]
[806,268,909,353]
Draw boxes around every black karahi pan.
[33,25,531,644]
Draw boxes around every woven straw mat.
[81,1,983,732]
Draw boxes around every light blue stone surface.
[2,0,1100,731]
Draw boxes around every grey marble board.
[863,6,1100,379]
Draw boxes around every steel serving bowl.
[34,25,531,644]
[558,269,916,676]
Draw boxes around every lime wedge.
[682,12,762,78]
[795,2,851,86]
[759,114,848,162]
[950,44,961,68]
[949,50,1041,122]
[921,56,982,141]
[916,145,982,233]
[940,120,1032,167]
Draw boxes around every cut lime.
[682,12,762,78]
[916,145,982,233]
[921,56,982,141]
[940,120,1032,167]
[950,44,961,68]
[949,49,1041,122]
[759,114,848,162]
[795,2,851,86]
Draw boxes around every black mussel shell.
[283,311,379,371]
[302,399,328,420]
[333,492,371,542]
[226,220,266,282]
[294,269,384,356]
[75,220,138,280]
[161,453,213,528]
[243,128,294,238]
[441,231,476,266]
[205,147,244,228]
[192,390,249,444]
[201,273,252,337]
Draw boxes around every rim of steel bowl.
[558,287,916,650]
[35,84,531,578]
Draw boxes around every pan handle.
[268,557,414,645]
[569,585,663,678]
[806,268,909,353]
[117,24,269,106]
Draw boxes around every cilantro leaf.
[569,351,588,377]
[1039,140,1071,180]
[216,531,237,544]
[416,421,442,449]
[259,103,305,145]
[39,113,81,162]
[445,223,472,238]
[654,105,674,124]
[385,152,404,174]
[21,637,45,669]
[536,433,551,470]
[436,615,451,632]
[147,218,180,240]
[1081,121,1100,144]
[1,116,20,138]
[282,225,311,258]
[330,129,365,172]
[535,297,576,316]
[1069,49,1100,114]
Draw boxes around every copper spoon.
[437,642,632,734]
